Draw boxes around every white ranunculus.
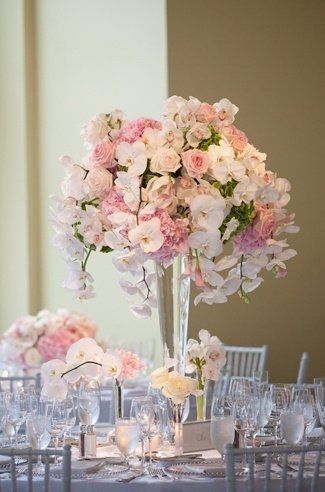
[150,147,181,174]
[128,218,164,253]
[149,367,169,389]
[190,195,226,231]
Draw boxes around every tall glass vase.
[155,256,190,375]
[114,380,124,421]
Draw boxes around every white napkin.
[0,456,10,465]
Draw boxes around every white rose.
[149,367,169,389]
[144,176,177,213]
[150,148,181,175]
[24,347,43,368]
[161,371,197,404]
[86,168,113,197]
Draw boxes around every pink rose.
[195,103,218,124]
[181,149,209,178]
[253,208,275,240]
[223,125,248,153]
[90,137,116,167]
[86,168,113,197]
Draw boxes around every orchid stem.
[61,360,102,378]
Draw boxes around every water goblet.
[115,418,140,466]
[291,388,316,444]
[133,401,154,469]
[280,411,304,445]
[210,405,234,460]
[78,380,100,425]
[269,384,290,445]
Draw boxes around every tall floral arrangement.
[53,96,298,318]
[0,309,97,369]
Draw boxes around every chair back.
[225,345,267,377]
[225,443,325,492]
[0,445,71,492]
[0,374,41,392]
[297,352,309,384]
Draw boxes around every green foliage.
[220,201,255,240]
[81,199,99,211]
[198,127,221,151]
[100,245,113,253]
[213,180,237,198]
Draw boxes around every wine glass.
[64,395,76,440]
[49,401,69,464]
[291,388,316,444]
[78,380,100,425]
[133,400,154,469]
[269,384,290,445]
[115,418,140,466]
[315,386,325,440]
[280,411,304,445]
[253,370,269,386]
[3,393,28,447]
[210,403,234,460]
[28,403,51,472]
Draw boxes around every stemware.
[292,388,316,444]
[315,386,325,440]
[28,403,51,472]
[115,418,140,466]
[49,401,69,464]
[64,395,76,439]
[210,401,234,459]
[132,398,154,469]
[3,393,28,447]
[268,384,290,445]
[78,380,100,425]
[280,411,305,445]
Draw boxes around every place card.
[183,420,213,453]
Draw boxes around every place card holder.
[183,420,213,453]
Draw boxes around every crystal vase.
[168,400,185,455]
[155,256,190,375]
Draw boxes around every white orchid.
[115,172,140,211]
[116,141,147,176]
[190,195,226,231]
[214,98,239,127]
[186,123,211,148]
[128,218,164,253]
[211,159,246,184]
[101,351,122,380]
[232,176,258,206]
[188,231,222,259]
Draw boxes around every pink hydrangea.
[101,188,130,215]
[234,205,275,253]
[116,349,145,382]
[141,209,189,262]
[115,118,162,144]
[37,329,80,361]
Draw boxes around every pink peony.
[223,125,248,153]
[181,149,209,179]
[90,137,116,167]
[116,349,145,382]
[115,118,162,144]
[253,206,275,241]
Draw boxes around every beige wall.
[0,0,167,359]
[167,0,325,382]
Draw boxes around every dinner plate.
[164,464,215,480]
[185,462,225,477]
[40,462,129,480]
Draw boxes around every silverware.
[118,471,145,483]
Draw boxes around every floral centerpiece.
[52,95,298,374]
[186,329,226,420]
[41,337,144,419]
[0,309,97,372]
[53,95,298,315]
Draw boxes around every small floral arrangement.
[41,337,145,401]
[0,309,97,369]
[149,366,199,405]
[186,329,226,420]
[53,95,299,318]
